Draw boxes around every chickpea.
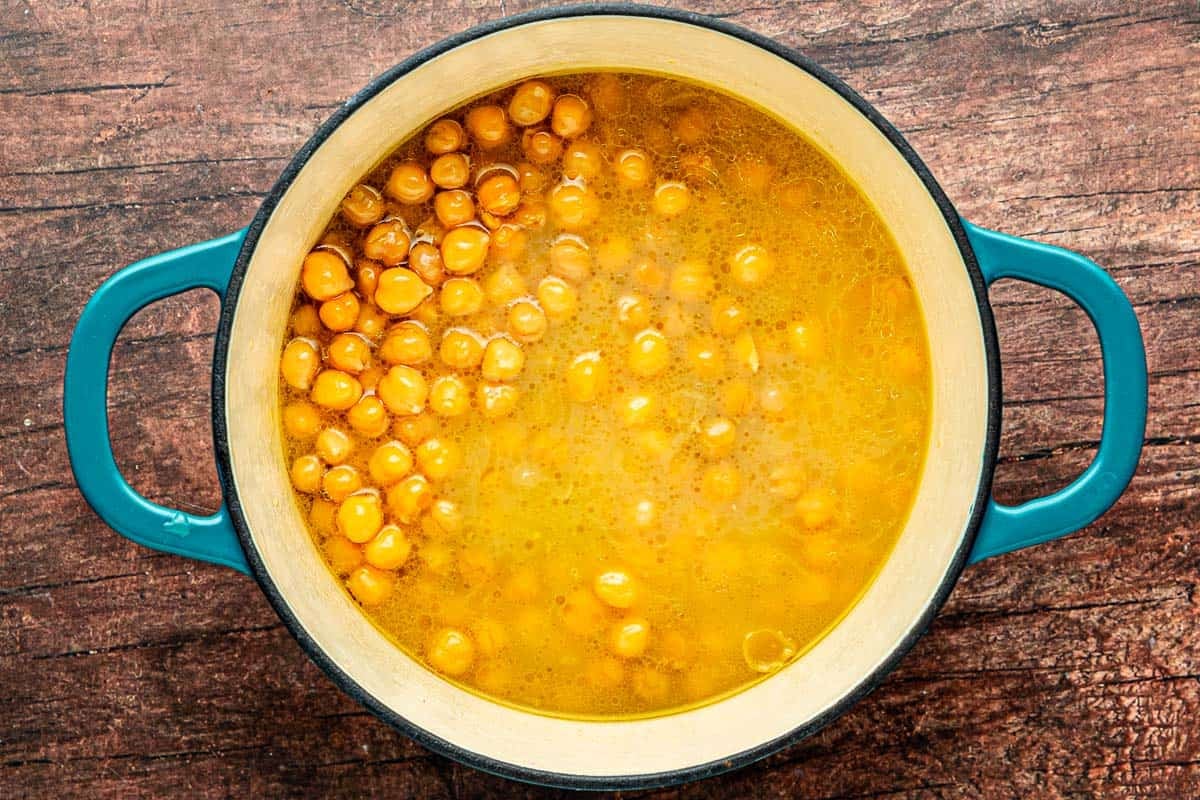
[354,304,387,339]
[632,667,671,704]
[711,296,747,337]
[630,498,658,528]
[548,182,599,230]
[536,276,579,321]
[491,223,531,263]
[393,411,436,447]
[440,226,490,275]
[768,463,804,499]
[338,492,384,544]
[428,375,471,417]
[615,148,652,188]
[631,255,668,292]
[506,299,547,342]
[377,365,428,416]
[346,564,394,606]
[425,118,466,154]
[324,536,363,576]
[562,140,603,181]
[517,161,546,194]
[720,377,755,417]
[652,181,690,217]
[409,296,440,327]
[797,487,836,528]
[426,628,475,676]
[669,261,714,303]
[301,250,354,301]
[788,319,825,360]
[619,393,656,427]
[628,329,671,377]
[427,499,463,534]
[699,416,736,458]
[465,104,511,150]
[315,427,353,464]
[290,304,322,337]
[439,328,486,369]
[733,330,760,373]
[759,382,790,416]
[283,400,322,438]
[281,337,320,391]
[309,498,337,534]
[429,152,470,189]
[419,542,455,576]
[662,301,689,338]
[549,235,592,283]
[521,128,563,164]
[359,364,386,392]
[687,334,726,380]
[354,260,381,299]
[384,161,434,205]
[379,321,433,366]
[347,395,389,438]
[318,292,360,333]
[471,617,508,658]
[434,190,476,228]
[290,454,323,493]
[440,277,485,316]
[481,337,524,382]
[362,219,412,266]
[387,473,434,522]
[310,369,362,410]
[508,79,555,126]
[565,351,608,403]
[611,617,650,658]
[615,294,651,332]
[675,105,709,144]
[374,267,432,315]
[584,656,625,690]
[323,464,362,503]
[368,440,414,486]
[562,588,606,636]
[729,244,774,286]
[364,524,412,570]
[341,183,385,227]
[476,172,521,216]
[595,234,632,272]
[551,94,592,139]
[476,382,519,418]
[408,241,446,287]
[416,438,462,481]
[700,461,742,503]
[593,570,637,609]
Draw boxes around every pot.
[63,5,1148,790]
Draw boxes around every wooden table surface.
[2,1,1197,797]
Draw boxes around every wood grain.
[2,1,1197,797]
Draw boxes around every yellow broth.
[278,73,931,717]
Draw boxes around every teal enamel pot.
[62,5,1148,790]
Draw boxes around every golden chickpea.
[506,299,547,342]
[759,383,790,415]
[440,277,485,316]
[652,181,690,217]
[434,190,475,228]
[628,329,671,377]
[346,395,389,438]
[419,542,454,576]
[309,497,337,534]
[429,152,470,189]
[323,464,362,503]
[565,351,608,403]
[549,235,592,283]
[619,393,656,427]
[290,454,323,493]
[699,416,736,458]
[392,412,435,447]
[787,319,825,360]
[489,224,530,264]
[465,104,511,149]
[593,570,637,609]
[283,400,322,438]
[687,334,726,380]
[439,328,486,369]
[548,182,599,230]
[476,382,519,418]
[310,369,362,410]
[407,241,445,288]
[729,244,774,286]
[354,260,381,300]
[346,564,394,606]
[409,296,440,327]
[508,79,555,126]
[354,304,387,339]
[290,304,322,337]
[631,255,668,292]
[796,487,836,528]
[341,183,385,227]
[662,301,689,338]
[630,498,658,528]
[379,321,432,366]
[364,524,412,570]
[368,440,414,486]
[720,377,755,417]
[481,337,524,382]
[584,656,625,690]
[551,94,592,138]
[315,427,353,464]
[521,128,563,165]
[301,250,354,301]
[537,276,579,321]
[377,365,428,416]
[362,219,412,266]
[281,337,320,391]
[428,498,463,534]
[425,118,465,154]
[517,161,546,194]
[615,148,652,188]
[416,438,462,481]
[338,492,384,544]
[375,267,432,315]
[358,364,385,392]
[700,461,742,503]
[633,667,671,704]
[426,628,475,676]
[669,261,714,303]
[562,140,603,181]
[324,535,363,576]
[732,329,760,374]
[428,375,471,417]
[439,226,490,275]
[595,235,632,272]
[615,294,651,332]
[384,161,434,205]
[711,296,747,337]
[387,473,434,522]
[470,618,508,658]
[611,617,650,658]
[476,172,521,216]
[562,588,606,636]
[675,105,709,144]
[318,293,360,333]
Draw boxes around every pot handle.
[64,230,251,574]
[964,221,1147,563]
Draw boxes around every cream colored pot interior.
[224,16,990,778]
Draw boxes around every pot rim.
[211,3,1003,790]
